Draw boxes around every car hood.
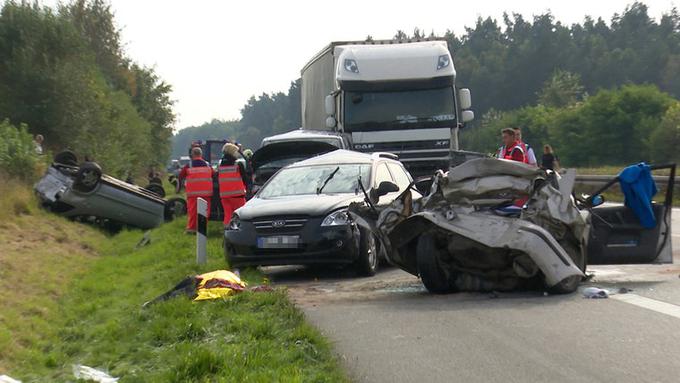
[237,193,363,220]
[251,141,338,171]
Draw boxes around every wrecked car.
[224,150,419,276]
[35,151,186,230]
[349,158,675,294]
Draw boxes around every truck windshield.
[344,87,456,132]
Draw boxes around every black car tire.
[354,228,378,277]
[417,233,455,294]
[164,197,187,221]
[74,162,102,192]
[54,150,78,166]
[145,183,166,198]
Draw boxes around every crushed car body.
[35,152,185,229]
[350,158,590,294]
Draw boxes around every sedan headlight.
[321,210,350,226]
[228,214,241,231]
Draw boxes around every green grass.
[1,183,346,382]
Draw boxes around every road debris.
[0,375,22,383]
[143,270,275,307]
[72,365,118,383]
[134,230,151,249]
[582,287,610,299]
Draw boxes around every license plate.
[257,235,300,249]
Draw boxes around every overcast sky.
[55,0,679,130]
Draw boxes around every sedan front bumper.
[224,218,360,267]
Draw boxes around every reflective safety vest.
[185,166,214,198]
[503,142,528,164]
[218,165,246,198]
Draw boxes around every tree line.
[0,0,174,177]
[186,2,680,167]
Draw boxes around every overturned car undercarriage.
[349,158,590,294]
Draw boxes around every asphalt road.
[265,210,680,383]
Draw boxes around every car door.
[586,164,675,265]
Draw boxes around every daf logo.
[355,144,375,150]
[272,220,286,228]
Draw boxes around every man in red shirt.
[500,128,526,163]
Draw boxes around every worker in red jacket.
[179,146,214,234]
[500,128,527,163]
[218,143,247,226]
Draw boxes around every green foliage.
[462,84,676,167]
[0,119,37,179]
[0,0,174,176]
[650,102,680,163]
[537,70,586,108]
[6,218,346,382]
[444,2,680,115]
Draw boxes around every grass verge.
[1,181,346,382]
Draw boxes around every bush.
[0,119,38,180]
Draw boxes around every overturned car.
[349,158,674,294]
[35,151,186,230]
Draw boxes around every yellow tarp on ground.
[193,270,247,301]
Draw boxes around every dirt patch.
[270,268,424,307]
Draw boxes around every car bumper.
[224,221,359,267]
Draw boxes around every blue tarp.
[618,162,658,229]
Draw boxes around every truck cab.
[301,39,474,177]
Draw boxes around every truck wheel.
[354,229,378,276]
[417,233,455,294]
[54,150,78,166]
[74,162,102,192]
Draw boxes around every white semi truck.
[301,39,474,177]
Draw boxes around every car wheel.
[547,238,586,294]
[54,150,78,166]
[74,162,102,192]
[354,228,379,276]
[164,197,187,221]
[417,233,455,294]
[145,183,166,198]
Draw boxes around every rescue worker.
[513,128,537,167]
[500,128,526,163]
[218,143,248,226]
[179,147,214,234]
[496,128,536,166]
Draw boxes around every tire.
[54,150,78,166]
[73,162,102,192]
[547,239,586,294]
[416,233,455,294]
[145,183,166,198]
[164,197,187,221]
[354,229,379,276]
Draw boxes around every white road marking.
[611,294,680,320]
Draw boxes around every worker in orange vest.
[179,146,215,234]
[218,143,247,226]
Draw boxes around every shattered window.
[259,164,371,198]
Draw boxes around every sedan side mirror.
[375,181,399,198]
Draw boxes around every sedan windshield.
[345,87,456,132]
[259,164,371,198]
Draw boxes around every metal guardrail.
[575,174,680,187]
